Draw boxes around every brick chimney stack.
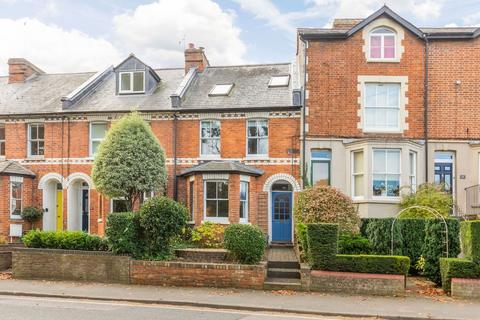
[184,43,210,74]
[332,18,363,30]
[8,58,45,83]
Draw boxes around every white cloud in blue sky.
[0,0,478,75]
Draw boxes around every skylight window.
[209,84,233,96]
[269,75,290,87]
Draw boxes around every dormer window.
[268,75,290,87]
[209,84,233,96]
[369,27,396,60]
[119,71,145,94]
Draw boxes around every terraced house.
[297,5,480,218]
[0,44,301,243]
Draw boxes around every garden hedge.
[306,223,410,275]
[224,224,266,264]
[440,258,480,293]
[460,221,480,263]
[105,212,144,256]
[22,230,107,251]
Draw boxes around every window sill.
[362,129,402,134]
[199,155,221,160]
[203,217,230,224]
[9,216,23,221]
[26,156,45,160]
[245,155,269,160]
[370,197,401,204]
[366,58,400,63]
[239,219,250,225]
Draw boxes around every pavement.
[0,278,479,320]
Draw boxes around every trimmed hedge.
[423,219,461,285]
[460,221,480,263]
[306,223,410,275]
[224,224,266,264]
[333,254,410,275]
[306,223,338,269]
[440,258,480,293]
[105,212,144,256]
[338,233,371,254]
[22,230,107,251]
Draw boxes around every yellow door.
[56,190,63,231]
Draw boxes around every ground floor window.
[111,198,129,213]
[189,180,194,221]
[205,180,229,220]
[372,149,400,197]
[311,149,331,186]
[434,151,454,194]
[409,151,417,193]
[351,150,364,198]
[10,176,23,218]
[240,181,249,223]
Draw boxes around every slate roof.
[180,63,293,110]
[179,161,264,176]
[0,160,35,177]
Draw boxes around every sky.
[0,0,479,75]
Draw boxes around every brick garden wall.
[301,268,406,296]
[12,248,130,284]
[130,260,266,289]
[0,252,11,270]
[451,278,480,299]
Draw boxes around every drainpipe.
[423,35,429,183]
[173,113,178,200]
[300,36,308,188]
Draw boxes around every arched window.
[369,27,396,60]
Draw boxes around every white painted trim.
[240,175,250,182]
[203,173,229,180]
[38,173,65,189]
[246,118,269,157]
[66,172,94,189]
[89,122,108,158]
[118,71,145,94]
[199,119,221,157]
[362,17,405,63]
[262,173,300,192]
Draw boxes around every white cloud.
[0,18,122,75]
[112,0,248,67]
[463,12,480,26]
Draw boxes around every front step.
[268,260,300,269]
[264,277,302,291]
[267,267,300,279]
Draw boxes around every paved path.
[0,294,357,320]
[0,279,479,319]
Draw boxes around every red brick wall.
[305,26,425,139]
[428,37,480,139]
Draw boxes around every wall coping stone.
[311,270,405,280]
[132,259,266,271]
[12,247,130,257]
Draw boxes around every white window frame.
[200,120,221,158]
[240,181,249,224]
[89,122,108,157]
[409,151,417,193]
[246,119,268,157]
[351,150,364,199]
[363,82,401,133]
[118,71,145,94]
[110,198,129,213]
[209,84,233,96]
[310,149,331,186]
[27,123,44,157]
[0,123,5,157]
[372,148,401,198]
[369,27,397,61]
[268,75,290,87]
[10,176,23,219]
[204,180,229,223]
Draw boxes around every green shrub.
[191,222,225,248]
[363,218,396,255]
[440,258,480,293]
[423,219,461,285]
[224,224,266,264]
[138,196,188,258]
[22,230,107,251]
[306,223,338,269]
[460,221,480,263]
[295,223,308,262]
[105,212,144,256]
[338,233,371,254]
[20,207,43,227]
[295,186,361,234]
[400,183,452,218]
[333,254,410,275]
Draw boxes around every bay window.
[409,151,417,193]
[10,176,23,218]
[240,181,248,223]
[372,149,400,197]
[205,180,228,220]
[351,150,364,198]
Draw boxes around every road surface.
[0,294,372,320]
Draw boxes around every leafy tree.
[400,183,453,218]
[92,112,167,211]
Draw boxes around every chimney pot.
[188,43,195,49]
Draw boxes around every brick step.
[264,277,302,291]
[269,243,293,248]
[267,260,300,269]
[267,267,300,279]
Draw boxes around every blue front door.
[271,192,292,242]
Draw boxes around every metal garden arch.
[391,205,449,257]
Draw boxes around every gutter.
[423,35,430,183]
